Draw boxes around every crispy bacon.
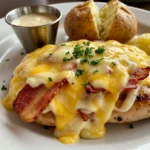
[124,77,138,91]
[78,109,93,121]
[85,84,104,94]
[13,79,68,122]
[132,67,150,80]
[124,67,150,91]
[119,68,150,99]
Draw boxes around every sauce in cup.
[12,13,57,27]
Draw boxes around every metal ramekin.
[5,5,62,53]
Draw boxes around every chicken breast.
[36,85,150,126]
[109,86,150,123]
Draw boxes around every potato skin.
[64,1,99,40]
[106,6,137,42]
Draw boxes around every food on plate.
[64,0,137,42]
[3,40,150,144]
[99,0,137,42]
[128,33,150,55]
[64,0,101,40]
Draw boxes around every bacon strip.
[124,67,150,91]
[119,67,150,99]
[132,67,150,80]
[124,77,138,91]
[13,79,68,122]
[85,84,104,94]
[78,109,93,121]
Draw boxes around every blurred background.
[0,0,150,18]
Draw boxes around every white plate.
[0,2,150,150]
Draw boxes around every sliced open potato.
[64,0,102,40]
[100,0,137,42]
[64,0,137,42]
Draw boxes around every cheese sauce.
[12,13,57,27]
[3,40,150,144]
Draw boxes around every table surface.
[51,0,150,10]
[0,0,149,18]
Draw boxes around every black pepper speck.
[44,126,49,130]
[117,117,122,122]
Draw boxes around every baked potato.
[64,0,137,42]
[100,0,137,42]
[64,0,101,40]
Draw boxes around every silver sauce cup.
[5,5,62,53]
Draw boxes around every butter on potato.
[128,33,150,55]
[64,0,137,42]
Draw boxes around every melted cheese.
[2,40,150,144]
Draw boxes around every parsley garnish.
[63,57,73,62]
[95,46,105,54]
[82,82,89,87]
[61,43,66,46]
[90,58,104,66]
[65,51,70,55]
[84,47,94,58]
[75,69,84,77]
[1,85,7,90]
[48,77,52,82]
[73,44,84,58]
[93,70,99,74]
[83,41,91,46]
[72,82,75,85]
[80,58,89,64]
[111,62,116,66]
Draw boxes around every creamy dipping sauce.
[12,13,57,27]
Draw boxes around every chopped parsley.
[48,77,52,82]
[61,43,66,46]
[129,124,134,129]
[84,47,94,58]
[90,58,104,66]
[75,69,84,77]
[1,85,7,90]
[82,82,89,87]
[83,41,91,46]
[73,44,84,58]
[72,82,75,85]
[80,58,89,64]
[111,62,116,66]
[93,70,99,74]
[95,46,105,54]
[63,56,73,62]
[65,51,70,55]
